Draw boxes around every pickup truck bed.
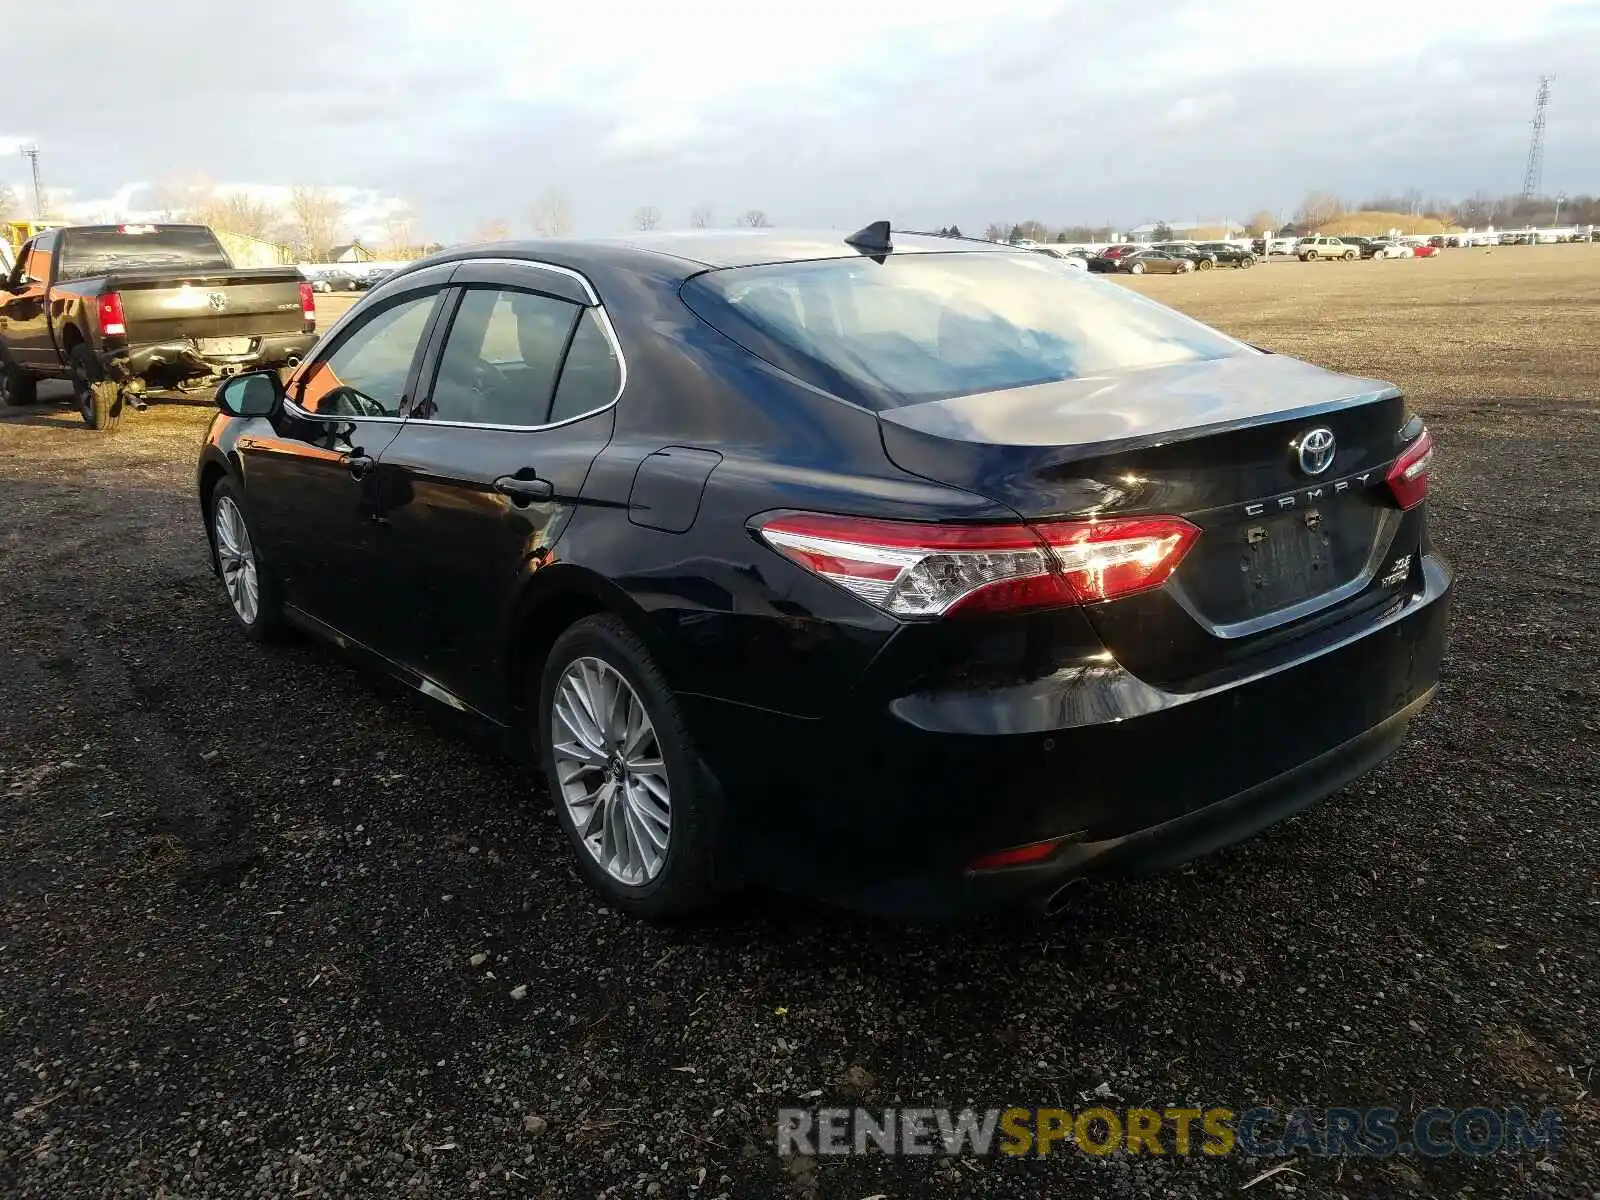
[0,223,317,431]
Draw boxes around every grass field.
[2,244,1597,1199]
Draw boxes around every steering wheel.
[321,386,391,418]
[466,360,509,398]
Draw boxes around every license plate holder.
[197,336,253,357]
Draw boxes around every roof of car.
[396,229,1009,281]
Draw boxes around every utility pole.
[19,142,44,216]
[1555,191,1567,224]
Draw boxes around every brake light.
[97,292,126,338]
[299,281,316,326]
[755,512,1199,618]
[1386,428,1433,510]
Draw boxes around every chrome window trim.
[285,257,626,431]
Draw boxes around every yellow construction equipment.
[6,219,62,252]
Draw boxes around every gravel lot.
[2,247,1596,1198]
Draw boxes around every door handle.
[343,453,374,480]
[493,473,554,504]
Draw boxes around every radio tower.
[1521,76,1551,199]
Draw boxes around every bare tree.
[1245,209,1278,235]
[194,192,284,242]
[528,188,574,237]
[735,209,771,228]
[287,186,346,261]
[381,204,418,258]
[472,217,512,243]
[982,222,1009,242]
[151,175,215,222]
[634,205,662,231]
[689,202,714,229]
[1294,191,1345,231]
[0,183,22,222]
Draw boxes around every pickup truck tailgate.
[108,268,308,346]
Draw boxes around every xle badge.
[1381,555,1412,587]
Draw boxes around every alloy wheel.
[213,496,260,624]
[551,656,671,886]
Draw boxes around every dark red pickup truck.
[0,223,317,430]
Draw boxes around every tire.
[207,476,284,642]
[1239,257,1255,269]
[1299,253,1313,262]
[69,343,123,431]
[1130,262,1145,275]
[538,614,720,919]
[0,351,39,407]
[1343,250,1357,260]
[1197,258,1213,271]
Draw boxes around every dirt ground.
[2,246,1597,1198]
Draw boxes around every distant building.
[213,229,295,268]
[1128,220,1246,242]
[327,241,378,263]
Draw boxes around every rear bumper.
[109,331,317,386]
[693,552,1452,917]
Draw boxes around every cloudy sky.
[4,0,1598,241]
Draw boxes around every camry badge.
[1296,427,1336,476]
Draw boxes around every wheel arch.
[506,565,681,723]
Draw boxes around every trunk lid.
[878,353,1418,679]
[108,267,308,347]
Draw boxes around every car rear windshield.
[682,252,1246,406]
[56,227,232,280]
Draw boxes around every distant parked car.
[1196,242,1257,268]
[1335,236,1378,259]
[1369,239,1414,259]
[1410,243,1440,258]
[1152,242,1217,270]
[1099,244,1141,260]
[1030,247,1089,271]
[1086,253,1122,274]
[1298,236,1358,262]
[1118,250,1195,275]
[313,270,361,293]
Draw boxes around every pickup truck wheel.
[1343,249,1357,260]
[69,345,124,432]
[0,355,38,407]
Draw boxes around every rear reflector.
[97,292,126,338]
[967,836,1069,871]
[1386,428,1433,510]
[756,512,1199,618]
[299,281,317,326]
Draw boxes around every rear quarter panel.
[553,262,1017,718]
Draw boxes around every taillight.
[97,292,126,338]
[967,836,1071,872]
[755,512,1199,618]
[1386,428,1433,510]
[299,281,317,326]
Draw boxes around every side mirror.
[216,371,284,418]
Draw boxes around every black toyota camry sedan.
[197,225,1451,919]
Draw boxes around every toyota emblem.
[1296,427,1336,476]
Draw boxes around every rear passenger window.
[423,287,579,426]
[548,309,621,423]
